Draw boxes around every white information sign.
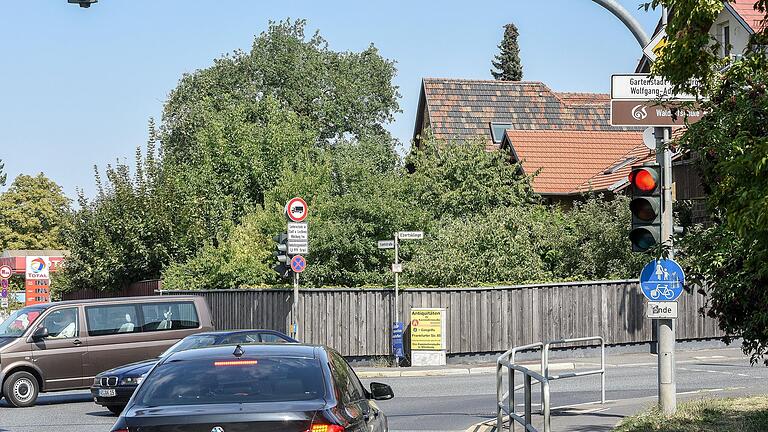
[647,301,678,319]
[398,231,424,240]
[288,244,309,255]
[378,240,395,249]
[288,223,308,242]
[611,74,699,101]
[391,263,403,273]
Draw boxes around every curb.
[464,418,497,432]
[355,362,574,379]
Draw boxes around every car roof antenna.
[233,345,244,358]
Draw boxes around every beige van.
[0,296,213,407]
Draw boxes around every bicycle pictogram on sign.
[639,259,685,302]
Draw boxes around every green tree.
[0,159,6,186]
[406,137,537,219]
[162,18,400,150]
[491,23,523,81]
[0,173,70,250]
[57,127,180,292]
[648,1,768,364]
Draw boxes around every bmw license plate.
[99,388,116,397]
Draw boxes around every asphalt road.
[0,350,766,432]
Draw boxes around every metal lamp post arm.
[590,0,651,48]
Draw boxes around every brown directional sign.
[610,100,703,127]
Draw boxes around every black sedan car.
[92,329,297,414]
[110,344,393,432]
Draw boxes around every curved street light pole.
[589,0,677,416]
[590,0,651,48]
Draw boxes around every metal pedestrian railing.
[496,336,606,432]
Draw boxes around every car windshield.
[135,357,325,406]
[0,308,45,337]
[0,307,45,337]
[159,335,218,357]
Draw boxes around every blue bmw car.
[91,329,298,414]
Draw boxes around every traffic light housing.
[273,233,291,278]
[629,164,661,252]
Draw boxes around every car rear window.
[135,357,325,406]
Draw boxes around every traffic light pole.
[656,126,676,415]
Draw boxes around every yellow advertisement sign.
[410,308,444,351]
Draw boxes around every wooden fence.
[61,279,161,301]
[162,279,724,357]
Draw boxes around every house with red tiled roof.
[412,78,655,201]
[711,0,764,55]
[637,0,765,72]
[502,130,655,197]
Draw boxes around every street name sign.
[285,197,308,222]
[378,240,395,249]
[640,259,685,302]
[647,301,678,319]
[610,100,703,127]
[398,231,424,240]
[643,27,667,62]
[611,74,703,127]
[611,74,698,101]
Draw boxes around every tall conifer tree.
[491,23,523,81]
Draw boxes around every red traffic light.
[629,168,658,193]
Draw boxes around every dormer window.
[490,122,513,144]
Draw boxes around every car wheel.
[107,405,125,415]
[2,371,39,408]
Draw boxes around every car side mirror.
[32,327,50,340]
[369,382,394,400]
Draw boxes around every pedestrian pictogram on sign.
[639,259,685,302]
[285,197,308,222]
[290,255,307,273]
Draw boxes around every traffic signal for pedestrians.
[273,233,291,278]
[628,164,661,252]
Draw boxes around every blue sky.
[0,1,660,199]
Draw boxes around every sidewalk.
[354,345,744,379]
[466,386,754,432]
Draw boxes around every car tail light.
[111,429,129,432]
[213,360,258,366]
[306,424,344,432]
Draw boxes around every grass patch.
[614,396,768,432]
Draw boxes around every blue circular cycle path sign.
[640,259,685,301]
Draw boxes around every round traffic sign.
[639,259,685,301]
[0,265,12,279]
[290,255,307,273]
[285,197,308,222]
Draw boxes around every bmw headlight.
[119,376,144,385]
[94,377,101,386]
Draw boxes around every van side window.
[40,307,79,339]
[85,305,140,336]
[140,302,199,332]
